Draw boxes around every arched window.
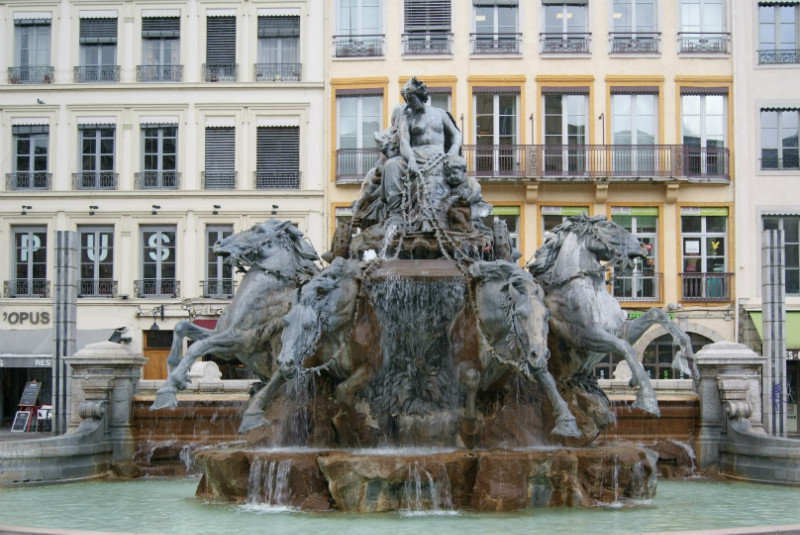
[642,333,711,379]
[593,353,624,380]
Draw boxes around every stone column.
[53,230,78,435]
[762,229,787,436]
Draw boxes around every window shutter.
[404,0,451,32]
[206,17,236,63]
[258,16,300,37]
[80,18,117,44]
[142,17,180,38]
[257,127,300,189]
[205,128,235,173]
[473,0,518,5]
[12,125,49,135]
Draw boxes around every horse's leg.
[239,372,285,433]
[334,365,373,407]
[624,308,698,381]
[166,321,215,375]
[459,365,481,421]
[529,365,581,438]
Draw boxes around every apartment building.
[326,0,736,379]
[0,0,326,421]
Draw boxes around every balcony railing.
[134,279,179,298]
[470,33,522,55]
[8,66,53,84]
[202,171,236,190]
[402,33,454,55]
[682,146,729,180]
[203,64,238,82]
[74,65,120,83]
[201,280,235,298]
[335,148,381,183]
[761,155,800,170]
[254,171,300,189]
[136,171,180,190]
[79,279,118,297]
[333,34,385,58]
[758,48,800,64]
[612,272,662,302]
[73,171,118,190]
[254,63,301,81]
[7,172,51,190]
[609,32,660,54]
[540,32,591,54]
[137,65,183,82]
[678,32,730,54]
[681,272,732,302]
[4,279,50,298]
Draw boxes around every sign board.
[19,381,41,406]
[11,411,31,432]
[0,356,52,368]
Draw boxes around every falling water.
[399,461,457,516]
[179,444,198,475]
[278,373,315,447]
[246,458,294,510]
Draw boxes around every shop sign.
[1,308,51,328]
[787,349,800,360]
[0,356,53,368]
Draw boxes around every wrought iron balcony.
[4,279,50,298]
[254,63,301,81]
[136,171,180,190]
[203,64,238,82]
[681,272,732,302]
[761,155,800,170]
[609,32,660,54]
[254,171,300,189]
[137,64,183,82]
[682,146,729,180]
[8,66,53,84]
[402,33,454,56]
[540,32,591,54]
[333,34,384,58]
[201,280,235,298]
[73,171,118,190]
[202,171,236,190]
[74,65,120,83]
[79,279,118,297]
[758,48,800,64]
[6,172,51,190]
[470,33,522,55]
[612,272,662,302]
[134,279,179,298]
[335,148,381,184]
[678,32,730,54]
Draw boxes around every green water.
[0,478,797,535]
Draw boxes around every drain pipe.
[761,229,786,436]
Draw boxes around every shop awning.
[192,319,218,330]
[0,329,115,367]
[748,311,800,349]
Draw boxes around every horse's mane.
[528,214,606,278]
[234,220,319,283]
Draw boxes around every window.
[681,91,727,177]
[593,353,623,379]
[77,18,119,82]
[404,0,452,55]
[335,0,383,57]
[763,216,800,295]
[610,0,659,53]
[257,16,300,81]
[761,109,799,170]
[481,206,520,252]
[759,3,799,64]
[541,206,588,239]
[679,0,728,53]
[643,333,711,379]
[542,1,590,53]
[78,226,115,297]
[204,127,235,189]
[472,1,519,54]
[611,91,657,173]
[611,207,659,301]
[139,17,181,82]
[681,207,730,301]
[8,227,47,297]
[76,126,116,189]
[543,90,589,175]
[139,125,178,189]
[205,226,234,297]
[428,89,452,113]
[205,16,236,81]
[336,91,382,180]
[257,126,300,189]
[10,125,49,190]
[11,18,51,83]
[139,226,177,297]
[473,89,519,176]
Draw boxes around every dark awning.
[0,329,114,366]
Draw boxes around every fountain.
[150,77,699,513]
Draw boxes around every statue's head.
[401,77,429,104]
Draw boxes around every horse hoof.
[632,392,660,416]
[551,417,582,439]
[238,413,270,433]
[150,387,178,410]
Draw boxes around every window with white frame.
[481,206,520,252]
[761,108,799,170]
[611,207,658,301]
[472,1,519,54]
[10,226,48,297]
[679,0,728,53]
[610,0,658,53]
[428,89,452,113]
[541,206,589,240]
[474,89,518,175]
[11,125,49,190]
[78,18,118,82]
[758,3,799,64]
[336,91,382,178]
[681,91,727,177]
[680,207,729,301]
[140,17,180,81]
[541,1,590,53]
[257,16,300,81]
[763,216,800,295]
[404,0,452,55]
[78,226,115,297]
[204,127,235,189]
[140,125,178,189]
[543,90,589,175]
[12,18,51,83]
[611,91,657,173]
[139,226,177,297]
[335,0,383,57]
[205,225,233,297]
[77,125,116,189]
[257,126,300,189]
[205,16,236,81]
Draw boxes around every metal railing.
[202,171,236,189]
[137,64,183,82]
[74,65,120,83]
[402,33,453,55]
[254,63,301,81]
[73,171,118,190]
[470,33,522,55]
[7,172,51,190]
[332,34,385,57]
[612,272,662,302]
[678,32,730,54]
[758,48,800,64]
[254,171,300,189]
[609,32,660,54]
[4,279,50,298]
[681,272,732,302]
[335,148,381,183]
[8,66,53,84]
[136,171,180,189]
[761,156,800,170]
[134,279,179,298]
[682,146,729,180]
[540,32,591,53]
[203,63,238,82]
[201,280,235,298]
[79,279,118,297]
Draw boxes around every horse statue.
[150,220,320,420]
[528,214,698,416]
[463,261,580,439]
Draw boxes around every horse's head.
[583,217,649,270]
